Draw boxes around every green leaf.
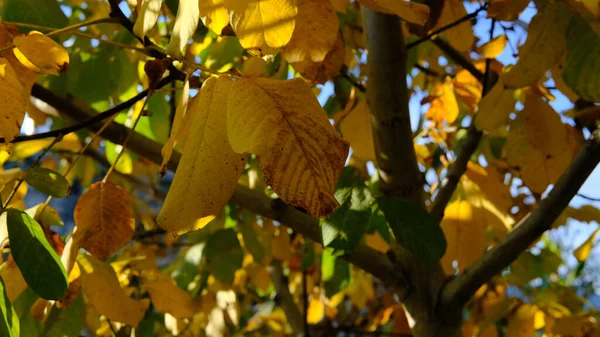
[105,141,134,175]
[321,248,350,296]
[6,209,68,300]
[204,229,244,284]
[25,168,70,198]
[199,36,244,72]
[172,243,204,290]
[376,197,447,264]
[322,167,373,252]
[239,211,265,263]
[18,313,40,337]
[300,240,315,271]
[0,277,19,337]
[0,0,67,32]
[563,16,600,101]
[41,293,84,337]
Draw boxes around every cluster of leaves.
[0,0,600,336]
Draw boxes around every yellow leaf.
[425,79,459,126]
[0,58,27,144]
[335,100,375,162]
[282,0,338,63]
[225,0,298,55]
[502,2,571,88]
[307,298,324,324]
[487,0,529,21]
[552,316,589,336]
[506,304,538,337]
[133,0,162,39]
[272,229,292,261]
[441,201,486,274]
[166,0,200,57]
[358,0,430,26]
[477,35,508,59]
[290,32,345,84]
[199,0,229,35]
[227,77,349,217]
[13,32,69,75]
[364,232,390,253]
[8,133,82,161]
[0,23,37,93]
[429,0,474,51]
[453,69,483,113]
[345,270,374,308]
[73,181,135,261]
[158,76,245,234]
[0,255,28,301]
[144,280,197,318]
[161,74,191,174]
[329,0,347,12]
[78,254,149,327]
[574,227,600,262]
[474,78,517,131]
[523,92,568,156]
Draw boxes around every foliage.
[0,0,600,336]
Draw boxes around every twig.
[269,261,304,337]
[441,129,600,316]
[576,193,600,202]
[429,19,497,222]
[407,3,489,50]
[413,63,443,77]
[432,38,484,82]
[340,70,366,93]
[2,75,176,144]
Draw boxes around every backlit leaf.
[563,16,600,101]
[502,2,571,88]
[425,79,459,126]
[573,227,600,262]
[78,254,149,327]
[335,100,375,162]
[224,0,298,55]
[506,304,538,337]
[358,0,430,26]
[158,76,245,234]
[204,229,244,284]
[474,78,517,131]
[307,298,324,324]
[6,209,68,300]
[0,58,26,144]
[73,181,135,260]
[166,0,201,57]
[133,0,163,39]
[429,0,474,51]
[377,197,446,263]
[523,92,568,156]
[0,277,19,337]
[0,256,27,302]
[227,77,349,217]
[282,0,339,63]
[477,35,507,59]
[199,0,229,34]
[290,32,345,84]
[13,32,69,75]
[145,280,197,318]
[25,167,70,198]
[487,0,529,21]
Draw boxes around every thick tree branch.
[30,84,410,301]
[268,261,304,337]
[440,129,600,316]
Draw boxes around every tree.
[1,0,600,336]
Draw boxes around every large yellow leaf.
[523,92,568,156]
[474,78,517,131]
[199,0,229,35]
[453,69,483,113]
[506,304,538,337]
[282,0,338,63]
[290,32,345,84]
[133,0,163,39]
[502,2,571,88]
[358,0,430,26]
[225,0,298,55]
[425,79,459,126]
[13,32,69,75]
[0,58,26,144]
[227,77,349,217]
[487,0,530,21]
[574,227,600,262]
[78,254,149,327]
[73,181,135,261]
[158,76,245,234]
[144,280,197,318]
[429,0,474,51]
[166,0,201,57]
[441,201,486,274]
[334,100,375,162]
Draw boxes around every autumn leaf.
[453,68,483,113]
[73,181,135,260]
[158,75,245,234]
[227,77,349,217]
[272,228,292,261]
[307,298,324,324]
[573,227,600,262]
[335,99,375,162]
[78,254,149,327]
[477,35,507,59]
[506,304,538,337]
[160,74,191,175]
[502,2,571,88]
[358,0,430,26]
[429,0,474,51]
[199,0,229,35]
[474,78,517,131]
[0,58,27,144]
[563,16,600,102]
[282,0,338,63]
[424,79,459,126]
[13,32,69,74]
[224,0,298,55]
[441,201,486,274]
[166,0,201,57]
[289,32,345,84]
[133,0,163,39]
[144,280,197,318]
[487,0,530,21]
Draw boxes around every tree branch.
[30,84,410,302]
[268,261,304,337]
[432,38,484,82]
[440,129,600,315]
